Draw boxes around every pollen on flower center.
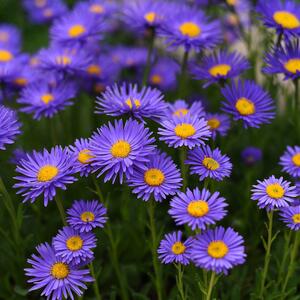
[0,49,13,62]
[174,123,196,138]
[87,64,102,75]
[284,58,300,74]
[187,200,209,217]
[35,0,46,7]
[125,98,141,109]
[41,93,54,104]
[292,153,300,166]
[202,157,220,170]
[209,64,232,77]
[111,140,131,158]
[226,0,237,5]
[179,22,201,38]
[266,183,285,199]
[207,240,229,258]
[144,11,157,23]
[171,241,186,255]
[144,168,165,186]
[78,149,94,164]
[207,118,220,130]
[292,213,300,224]
[90,4,104,14]
[68,24,86,38]
[66,236,83,251]
[173,108,189,117]
[56,55,71,66]
[81,211,95,222]
[37,165,59,182]
[273,11,300,29]
[14,77,27,86]
[51,262,69,279]
[151,74,162,84]
[235,97,255,115]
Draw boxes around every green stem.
[175,264,186,300]
[147,199,163,300]
[178,50,189,98]
[55,194,66,226]
[180,147,187,190]
[92,175,105,203]
[89,261,102,300]
[259,211,274,299]
[277,230,292,285]
[142,30,155,86]
[206,272,216,300]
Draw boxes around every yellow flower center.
[207,118,220,130]
[235,97,255,115]
[284,58,300,74]
[207,241,229,258]
[87,64,102,75]
[81,211,95,222]
[144,168,165,186]
[51,262,69,279]
[266,183,285,199]
[43,8,53,17]
[171,242,186,255]
[56,55,71,66]
[144,12,157,24]
[0,31,9,42]
[292,213,300,224]
[66,236,83,251]
[14,77,27,86]
[111,140,131,158]
[202,157,220,170]
[35,0,46,7]
[68,24,86,38]
[187,200,209,217]
[273,11,300,29]
[78,149,94,164]
[174,123,196,138]
[125,98,141,109]
[90,4,104,14]
[37,165,58,182]
[0,50,13,62]
[179,22,201,38]
[209,64,231,77]
[226,0,237,5]
[30,57,39,66]
[173,108,189,117]
[292,153,300,166]
[41,93,54,104]
[150,74,162,84]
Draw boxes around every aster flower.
[158,231,193,265]
[186,145,232,181]
[279,146,300,177]
[192,50,250,87]
[74,0,117,19]
[191,226,246,274]
[14,146,77,206]
[67,199,107,232]
[168,99,205,119]
[169,187,228,230]
[53,226,96,265]
[0,24,21,50]
[95,83,168,122]
[263,40,300,80]
[279,205,300,231]
[158,114,211,149]
[25,242,93,299]
[0,105,21,150]
[18,79,77,119]
[128,151,182,202]
[221,80,275,128]
[90,119,156,184]
[9,64,37,90]
[251,176,298,210]
[256,0,300,40]
[10,148,28,165]
[111,46,147,69]
[159,5,222,52]
[206,113,230,139]
[241,146,262,166]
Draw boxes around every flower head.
[0,24,21,50]
[167,99,205,119]
[74,0,117,19]
[279,205,300,230]
[206,113,230,140]
[111,46,147,69]
[241,146,262,166]
[279,145,300,177]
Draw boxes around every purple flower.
[111,46,147,69]
[25,242,93,299]
[158,231,193,265]
[251,176,298,210]
[186,145,232,181]
[206,113,230,140]
[14,146,77,206]
[241,146,262,166]
[191,226,246,274]
[279,145,300,177]
[128,151,182,202]
[74,0,117,19]
[169,188,228,230]
[90,119,156,184]
[167,99,205,119]
[0,24,21,50]
[279,205,300,230]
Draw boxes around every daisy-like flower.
[221,80,275,128]
[18,79,77,119]
[0,24,21,50]
[264,40,300,80]
[279,205,300,230]
[14,146,77,206]
[53,226,96,265]
[169,187,228,230]
[186,145,232,181]
[192,50,250,87]
[158,114,211,149]
[158,231,193,265]
[90,119,156,184]
[95,83,168,122]
[167,99,205,119]
[206,113,230,139]
[74,0,117,19]
[241,146,262,166]
[67,199,107,232]
[111,46,147,69]
[251,176,298,210]
[128,151,182,202]
[25,242,93,299]
[191,226,246,274]
[256,0,300,40]
[279,145,300,177]
[0,105,21,150]
[159,5,222,52]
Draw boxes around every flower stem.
[175,263,186,300]
[89,261,102,300]
[178,50,189,98]
[55,193,66,226]
[206,272,216,300]
[142,30,155,86]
